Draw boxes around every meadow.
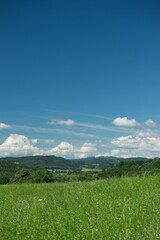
[1,175,160,239]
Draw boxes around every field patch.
[1,175,160,239]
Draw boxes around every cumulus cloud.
[135,129,158,137]
[47,142,74,157]
[111,134,160,158]
[74,142,97,159]
[110,149,135,158]
[112,135,142,148]
[0,134,98,159]
[145,119,157,128]
[47,142,97,159]
[2,128,160,159]
[113,117,137,127]
[0,134,43,157]
[0,123,11,130]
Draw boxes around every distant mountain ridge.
[0,155,148,171]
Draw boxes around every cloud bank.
[0,116,160,159]
[0,134,97,159]
[111,132,160,158]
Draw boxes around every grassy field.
[1,175,160,239]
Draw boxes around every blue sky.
[0,0,160,158]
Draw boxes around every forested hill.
[0,155,147,171]
[1,156,160,184]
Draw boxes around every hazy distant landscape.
[0,155,160,184]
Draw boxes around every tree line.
[1,158,160,184]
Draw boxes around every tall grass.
[1,175,160,239]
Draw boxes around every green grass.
[1,175,160,239]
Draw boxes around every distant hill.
[0,155,78,170]
[1,156,160,184]
[0,155,148,171]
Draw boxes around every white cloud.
[31,139,38,145]
[47,141,97,159]
[113,117,137,127]
[0,134,43,157]
[33,139,55,144]
[2,126,160,159]
[112,135,141,148]
[111,134,160,158]
[135,129,158,137]
[47,142,74,158]
[110,149,134,158]
[145,119,157,128]
[49,119,125,133]
[95,152,110,157]
[50,119,76,126]
[75,122,116,131]
[0,133,99,159]
[74,142,97,159]
[0,123,11,130]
